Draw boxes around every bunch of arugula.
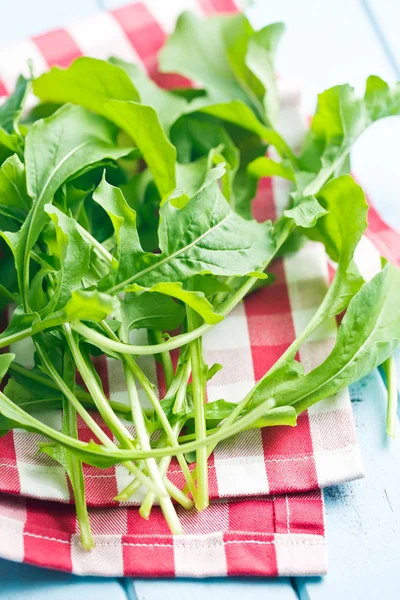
[0,11,399,547]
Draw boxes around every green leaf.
[190,98,295,161]
[0,353,15,383]
[44,204,91,311]
[94,171,275,294]
[0,305,35,343]
[109,57,187,132]
[33,57,140,110]
[103,100,176,197]
[254,264,400,412]
[159,12,252,107]
[127,282,223,325]
[61,289,116,323]
[0,104,132,303]
[364,75,400,120]
[300,78,400,192]
[0,154,30,223]
[92,174,151,285]
[310,175,368,264]
[245,23,285,126]
[284,197,328,228]
[33,57,176,197]
[0,75,29,134]
[5,377,62,411]
[120,291,185,333]
[248,156,295,182]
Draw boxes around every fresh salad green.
[0,11,399,547]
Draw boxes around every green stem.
[173,358,191,415]
[186,303,209,511]
[122,354,182,533]
[0,388,277,461]
[62,350,94,551]
[384,355,398,438]
[138,364,193,517]
[64,324,136,446]
[154,330,174,388]
[99,322,197,499]
[138,419,193,518]
[76,222,118,268]
[8,362,130,414]
[186,261,346,489]
[35,344,163,497]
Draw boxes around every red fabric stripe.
[199,0,238,14]
[32,29,82,67]
[0,432,20,494]
[123,533,175,576]
[0,79,8,97]
[224,531,278,576]
[24,498,74,571]
[112,3,190,89]
[262,413,318,493]
[366,203,400,266]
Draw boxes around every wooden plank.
[364,0,400,76]
[131,577,297,600]
[303,371,400,599]
[0,0,99,45]
[0,557,127,600]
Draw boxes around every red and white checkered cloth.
[0,0,398,578]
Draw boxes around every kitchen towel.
[0,0,398,577]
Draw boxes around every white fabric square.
[203,309,250,352]
[0,516,25,563]
[214,430,269,496]
[68,12,142,63]
[0,40,48,90]
[71,534,124,576]
[275,533,327,576]
[313,445,363,488]
[18,463,69,500]
[174,532,227,577]
[143,0,202,32]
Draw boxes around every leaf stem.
[35,343,163,496]
[122,351,182,533]
[99,321,197,499]
[8,362,130,414]
[153,330,174,388]
[186,303,209,511]
[62,350,94,550]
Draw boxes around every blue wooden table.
[0,1,399,598]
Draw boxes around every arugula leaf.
[97,169,275,294]
[33,58,177,197]
[103,100,176,197]
[1,105,132,306]
[299,78,400,194]
[126,282,223,325]
[0,154,30,223]
[255,264,400,413]
[44,205,91,311]
[284,197,328,228]
[33,57,140,110]
[160,12,254,108]
[248,155,295,182]
[0,353,15,383]
[0,75,29,134]
[109,57,187,132]
[120,291,185,334]
[245,23,285,127]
